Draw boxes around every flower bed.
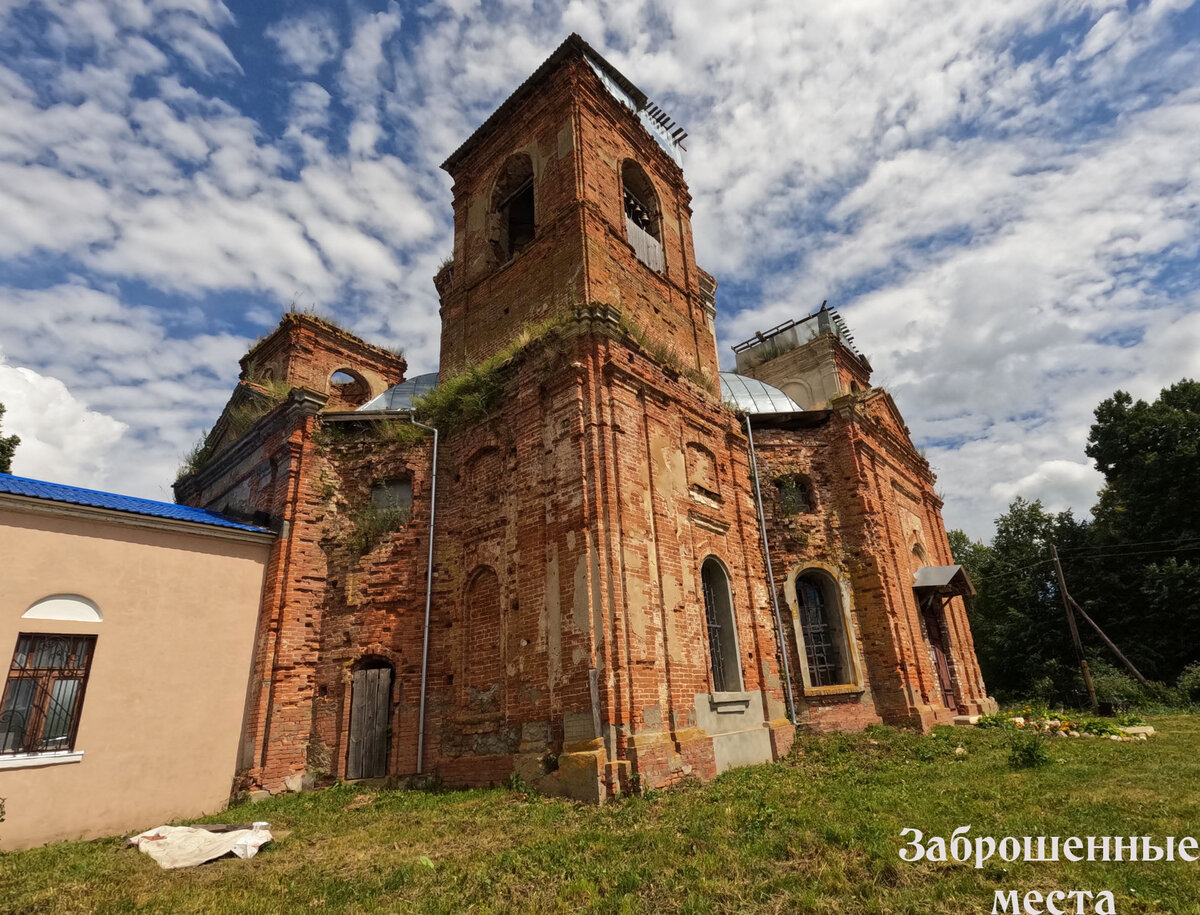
[975,706,1154,741]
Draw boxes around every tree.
[1087,380,1200,543]
[950,499,1092,703]
[961,380,1200,704]
[1079,380,1200,680]
[0,403,18,474]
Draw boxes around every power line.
[1056,544,1200,561]
[1057,535,1200,553]
[970,558,1055,585]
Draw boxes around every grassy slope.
[3,716,1198,914]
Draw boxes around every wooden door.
[921,600,957,710]
[347,666,392,779]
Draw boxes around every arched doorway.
[347,657,393,779]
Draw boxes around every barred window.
[701,557,742,692]
[0,634,96,755]
[795,574,851,688]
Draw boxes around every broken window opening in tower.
[501,177,535,259]
[623,189,663,272]
[621,161,664,273]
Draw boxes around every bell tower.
[435,34,719,384]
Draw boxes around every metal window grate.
[702,577,728,692]
[1,633,96,755]
[797,580,842,687]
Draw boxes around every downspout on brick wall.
[745,415,797,725]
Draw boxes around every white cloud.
[0,0,1198,543]
[0,357,129,491]
[266,10,340,75]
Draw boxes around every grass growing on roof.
[3,715,1199,913]
[412,313,570,432]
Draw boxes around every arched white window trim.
[784,564,863,693]
[22,594,102,623]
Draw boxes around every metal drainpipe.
[745,414,798,725]
[409,415,438,774]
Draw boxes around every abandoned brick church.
[176,35,996,802]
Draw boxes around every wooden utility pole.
[1068,594,1151,688]
[1051,544,1098,713]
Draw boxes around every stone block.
[283,772,316,793]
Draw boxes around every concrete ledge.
[0,750,84,770]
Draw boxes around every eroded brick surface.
[175,35,994,801]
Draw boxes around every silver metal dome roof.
[358,372,440,412]
[718,372,803,414]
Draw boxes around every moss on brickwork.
[343,503,412,555]
[605,310,717,394]
[177,380,290,480]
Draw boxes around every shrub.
[1078,718,1123,737]
[1177,663,1200,703]
[413,314,570,432]
[344,504,411,555]
[975,713,1016,730]
[1088,659,1145,710]
[1008,732,1052,769]
[1115,711,1146,727]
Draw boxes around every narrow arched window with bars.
[795,573,853,688]
[701,557,742,692]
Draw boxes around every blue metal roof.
[0,473,271,534]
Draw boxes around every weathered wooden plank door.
[921,602,958,711]
[347,666,392,779]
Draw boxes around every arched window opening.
[621,160,664,272]
[910,542,930,575]
[795,572,853,688]
[329,368,369,406]
[465,566,504,713]
[701,557,742,692]
[347,657,393,779]
[774,474,812,515]
[490,154,535,263]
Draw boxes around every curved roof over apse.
[718,372,803,414]
[358,372,440,412]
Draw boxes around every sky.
[0,0,1197,541]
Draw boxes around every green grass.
[4,716,1199,913]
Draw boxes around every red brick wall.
[241,313,406,408]
[438,56,718,386]
[752,378,995,733]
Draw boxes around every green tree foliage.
[1087,380,1200,543]
[950,499,1091,703]
[0,403,19,474]
[1078,380,1200,681]
[957,380,1200,703]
